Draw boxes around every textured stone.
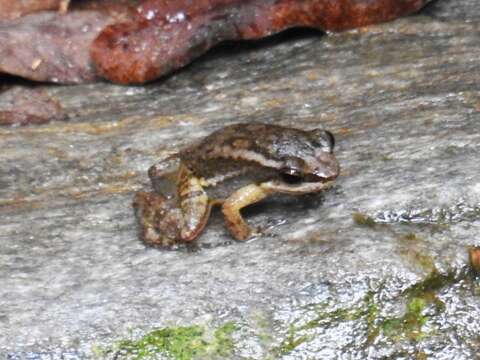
[1,0,479,358]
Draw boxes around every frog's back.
[176,122,337,198]
[179,122,316,166]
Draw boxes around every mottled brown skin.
[92,0,432,84]
[133,122,340,247]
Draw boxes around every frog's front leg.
[176,164,212,241]
[222,184,274,240]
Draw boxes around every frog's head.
[279,129,339,185]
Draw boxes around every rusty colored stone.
[469,246,480,275]
[0,0,431,84]
[92,0,432,84]
[0,1,137,84]
[0,11,113,83]
[0,87,67,126]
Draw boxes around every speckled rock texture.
[1,0,479,358]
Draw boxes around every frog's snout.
[313,152,340,181]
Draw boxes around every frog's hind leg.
[177,164,212,241]
[133,191,180,247]
[222,184,273,241]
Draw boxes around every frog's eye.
[313,129,335,152]
[280,167,304,184]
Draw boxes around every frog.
[133,122,340,247]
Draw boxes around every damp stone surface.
[1,0,480,358]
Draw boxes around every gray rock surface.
[1,0,480,358]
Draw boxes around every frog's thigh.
[222,184,272,241]
[177,166,211,241]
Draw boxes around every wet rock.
[1,0,479,358]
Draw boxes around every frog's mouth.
[280,159,340,184]
[281,173,332,184]
[266,176,336,194]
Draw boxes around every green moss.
[381,297,428,342]
[406,269,456,298]
[370,269,455,343]
[352,212,377,228]
[260,268,460,357]
[401,249,436,273]
[398,232,438,273]
[275,292,378,356]
[364,292,380,343]
[250,312,274,346]
[212,322,237,357]
[380,154,393,161]
[276,325,310,356]
[415,351,428,360]
[274,268,457,355]
[108,322,236,360]
[401,233,420,242]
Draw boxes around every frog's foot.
[222,184,272,241]
[132,191,181,247]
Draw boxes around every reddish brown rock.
[0,0,432,84]
[0,11,113,83]
[0,1,136,84]
[0,87,66,126]
[469,246,480,275]
[92,0,433,84]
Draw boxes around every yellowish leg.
[59,0,70,13]
[177,165,211,241]
[222,184,273,241]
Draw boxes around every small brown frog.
[133,122,339,247]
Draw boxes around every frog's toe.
[250,226,264,239]
[224,218,252,241]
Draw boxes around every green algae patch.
[273,292,379,356]
[369,269,456,344]
[108,322,237,360]
[406,268,456,299]
[398,233,436,273]
[380,154,393,161]
[272,269,458,356]
[402,233,420,242]
[275,325,310,356]
[352,212,377,228]
[380,297,429,342]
